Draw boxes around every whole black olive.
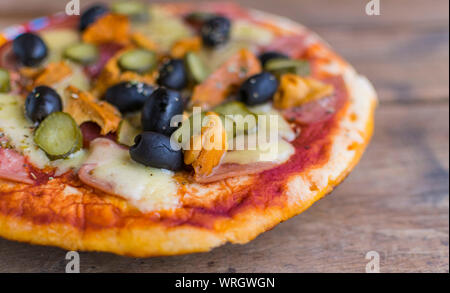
[25,86,63,123]
[201,16,231,47]
[141,88,184,136]
[12,33,48,67]
[79,4,109,31]
[258,51,289,67]
[157,59,188,90]
[129,132,183,171]
[239,72,279,106]
[105,81,155,113]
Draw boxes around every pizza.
[0,2,377,257]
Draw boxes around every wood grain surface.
[0,0,448,273]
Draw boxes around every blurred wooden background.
[0,0,448,273]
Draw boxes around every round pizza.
[0,2,377,257]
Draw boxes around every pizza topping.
[0,147,34,184]
[273,74,334,109]
[64,86,121,135]
[264,58,310,78]
[201,16,232,48]
[25,85,63,123]
[79,138,180,212]
[105,81,155,114]
[111,1,149,22]
[0,68,10,92]
[34,112,83,160]
[185,11,215,27]
[130,132,183,171]
[258,51,289,67]
[12,33,48,67]
[130,32,158,51]
[79,4,109,31]
[118,49,157,74]
[212,101,257,135]
[117,119,140,146]
[33,61,73,87]
[141,87,184,136]
[191,48,261,108]
[170,36,202,58]
[82,14,130,45]
[63,43,99,65]
[185,51,209,83]
[238,72,279,106]
[184,112,228,178]
[157,59,188,90]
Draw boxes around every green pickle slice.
[118,49,157,74]
[213,101,258,135]
[34,112,83,160]
[112,1,149,22]
[64,43,99,65]
[0,68,10,93]
[264,58,310,78]
[185,52,209,83]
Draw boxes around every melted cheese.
[40,29,80,63]
[231,20,274,45]
[84,140,180,212]
[0,94,49,168]
[224,134,294,165]
[249,103,297,141]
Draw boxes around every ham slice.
[261,35,308,59]
[0,147,33,184]
[194,161,278,183]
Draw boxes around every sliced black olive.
[157,59,188,90]
[105,81,155,113]
[118,49,157,74]
[0,68,10,93]
[258,51,289,67]
[141,88,184,136]
[79,4,109,31]
[129,132,183,171]
[63,42,99,65]
[25,86,62,123]
[201,16,231,48]
[12,33,48,67]
[111,1,149,22]
[239,72,279,106]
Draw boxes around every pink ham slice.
[194,161,278,184]
[0,147,33,184]
[261,35,308,59]
[77,138,125,196]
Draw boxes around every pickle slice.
[63,43,99,65]
[185,52,209,83]
[34,112,83,160]
[117,119,140,146]
[264,58,310,77]
[213,101,257,135]
[112,1,149,22]
[0,68,10,93]
[118,49,157,74]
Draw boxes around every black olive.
[258,51,289,67]
[79,4,109,31]
[12,33,48,67]
[25,86,63,123]
[129,132,183,171]
[157,59,188,90]
[105,81,155,113]
[201,16,231,47]
[239,72,279,106]
[141,88,184,136]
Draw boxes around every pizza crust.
[0,8,377,257]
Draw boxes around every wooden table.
[0,0,448,273]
